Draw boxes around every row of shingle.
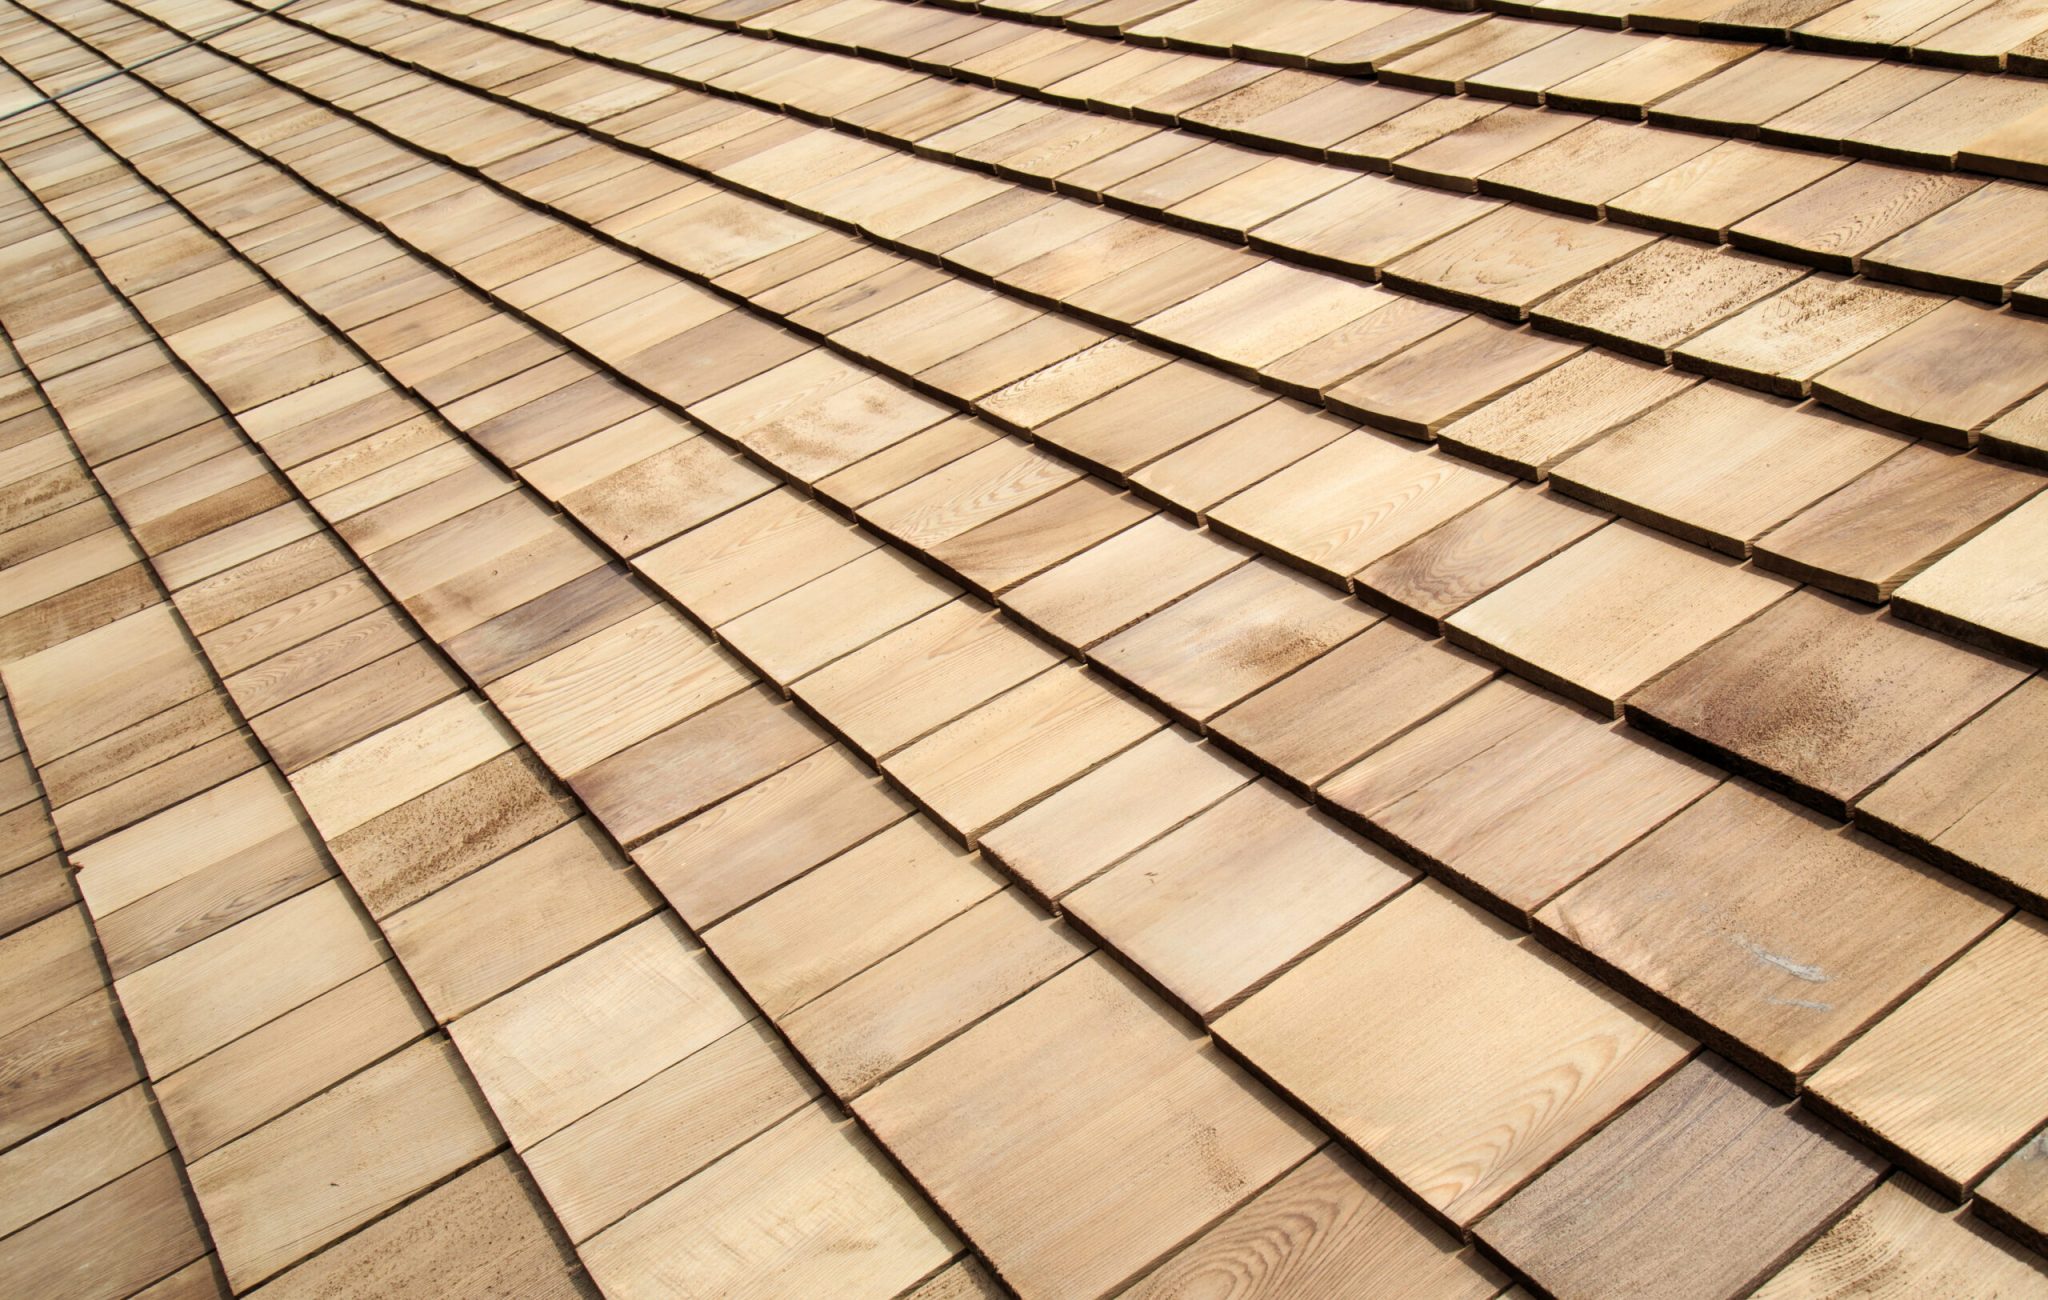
[942,0,2048,76]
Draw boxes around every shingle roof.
[0,0,2045,1292]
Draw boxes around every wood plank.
[633,487,875,627]
[487,606,751,775]
[703,817,1005,1016]
[0,988,139,1150]
[1626,591,2028,817]
[0,907,104,1040]
[187,1037,500,1291]
[1445,521,1794,715]
[882,665,1161,845]
[1127,1146,1500,1298]
[1067,783,1413,1017]
[978,728,1251,902]
[4,605,208,764]
[858,955,1318,1296]
[328,747,572,917]
[1208,431,1509,585]
[0,1085,166,1239]
[632,745,913,928]
[524,1019,819,1241]
[1754,444,2045,601]
[383,818,659,1020]
[792,599,1063,760]
[781,887,1086,1095]
[444,907,744,1145]
[1540,781,2005,1087]
[252,1154,592,1300]
[251,643,465,773]
[1355,485,1611,625]
[718,547,959,685]
[1091,560,1376,725]
[1550,382,1906,556]
[1214,880,1692,1228]
[569,685,830,846]
[153,961,429,1160]
[1478,1054,1882,1298]
[582,1102,957,1300]
[114,879,385,1077]
[1754,1176,2048,1295]
[288,695,516,839]
[1809,914,2048,1195]
[1812,297,2048,442]
[0,1155,205,1300]
[1893,491,2048,662]
[1858,675,2048,910]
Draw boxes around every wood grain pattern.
[0,1155,205,1300]
[1092,560,1375,725]
[1128,1147,1500,1299]
[793,599,1062,759]
[115,880,385,1077]
[883,665,1161,845]
[1446,521,1794,714]
[1893,490,2048,663]
[0,988,138,1150]
[1325,678,1720,916]
[582,1102,958,1300]
[704,816,1004,1015]
[382,817,658,1020]
[525,1018,819,1241]
[1541,781,2004,1087]
[253,1154,591,1300]
[859,956,1318,1297]
[488,606,750,774]
[1215,880,1692,1228]
[0,1084,166,1240]
[188,1037,499,1291]
[1551,382,1906,556]
[1478,1055,1882,1299]
[1755,444,2045,602]
[449,914,749,1147]
[1753,1176,2048,1296]
[569,685,829,846]
[1209,431,1509,585]
[1068,783,1413,1017]
[782,888,1088,1095]
[1627,591,2028,817]
[1858,676,2048,910]
[1809,915,2048,1195]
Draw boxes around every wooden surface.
[1628,591,2028,816]
[1324,679,1720,917]
[1479,1054,1882,1299]
[1066,783,1413,1016]
[1447,520,1793,714]
[1541,781,2005,1086]
[2,4,2047,1294]
[1754,1175,2048,1296]
[1215,881,1692,1227]
[1128,1147,1502,1298]
[859,956,1319,1296]
[1809,915,2048,1196]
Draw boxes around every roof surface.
[0,0,2044,1294]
